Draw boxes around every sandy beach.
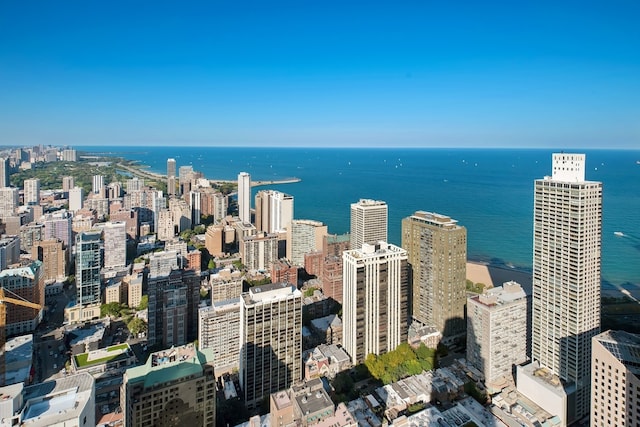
[466,262,533,295]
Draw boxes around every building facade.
[591,330,640,427]
[401,211,467,338]
[255,190,294,234]
[198,298,241,376]
[350,199,387,250]
[75,230,102,305]
[122,344,216,427]
[532,153,602,421]
[103,221,127,269]
[0,261,44,336]
[467,281,528,388]
[342,242,409,365]
[237,172,251,224]
[240,283,302,409]
[287,219,327,267]
[23,178,40,206]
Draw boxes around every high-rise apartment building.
[103,221,127,269]
[0,260,44,336]
[286,219,327,266]
[591,330,640,427]
[342,242,409,365]
[0,157,10,188]
[32,239,66,282]
[531,153,602,422]
[237,172,251,224]
[62,176,74,192]
[92,175,104,195]
[350,199,387,250]
[68,186,84,212]
[61,148,77,161]
[147,260,200,348]
[75,230,102,305]
[467,282,528,389]
[23,178,40,206]
[401,211,467,338]
[167,158,177,196]
[240,232,279,271]
[0,187,19,219]
[240,283,302,409]
[198,298,241,376]
[255,190,294,234]
[122,344,216,427]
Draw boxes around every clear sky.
[1,1,639,148]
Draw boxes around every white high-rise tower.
[531,153,602,422]
[237,172,251,224]
[350,199,387,250]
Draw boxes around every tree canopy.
[365,343,436,384]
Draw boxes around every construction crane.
[0,287,42,385]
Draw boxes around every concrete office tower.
[75,230,102,305]
[342,242,409,365]
[402,211,467,338]
[122,344,216,427]
[32,239,66,282]
[240,283,302,409]
[467,282,528,390]
[0,187,19,218]
[591,330,640,427]
[62,175,74,192]
[350,199,387,250]
[23,178,40,205]
[531,153,602,421]
[0,373,95,427]
[198,298,241,376]
[287,219,327,266]
[92,174,104,195]
[0,261,45,336]
[255,190,294,234]
[167,158,177,196]
[103,221,127,269]
[69,186,84,212]
[237,171,251,224]
[0,157,10,187]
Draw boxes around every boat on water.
[614,231,625,237]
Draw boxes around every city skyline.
[1,3,639,148]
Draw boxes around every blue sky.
[1,1,639,148]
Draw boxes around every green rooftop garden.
[74,343,131,368]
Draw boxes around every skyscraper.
[286,219,327,266]
[401,211,467,338]
[23,178,40,205]
[167,158,177,196]
[255,189,294,233]
[350,199,387,250]
[532,153,602,421]
[240,283,302,409]
[103,221,127,269]
[237,171,251,224]
[76,230,102,305]
[591,330,640,427]
[342,242,409,365]
[92,175,104,195]
[0,157,10,188]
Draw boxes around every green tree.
[207,259,216,270]
[137,295,149,311]
[128,317,147,336]
[101,302,126,318]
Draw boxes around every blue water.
[81,146,640,287]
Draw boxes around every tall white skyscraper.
[0,157,10,188]
[92,175,104,195]
[254,190,294,234]
[531,153,602,421]
[69,187,84,212]
[350,199,387,250]
[342,242,408,365]
[237,172,251,224]
[23,178,40,205]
